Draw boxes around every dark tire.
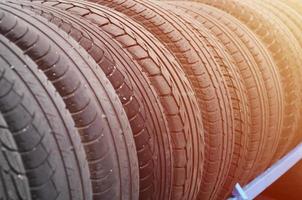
[23,1,205,199]
[0,32,92,199]
[15,1,163,199]
[197,0,302,181]
[166,1,284,198]
[0,3,139,200]
[0,114,31,200]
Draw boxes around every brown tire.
[87,0,242,199]
[22,1,205,199]
[197,0,302,180]
[253,0,302,160]
[279,0,302,151]
[165,1,284,198]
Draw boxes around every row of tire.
[0,0,301,200]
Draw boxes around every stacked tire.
[0,0,301,200]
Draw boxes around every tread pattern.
[253,0,302,160]
[0,2,139,199]
[15,1,157,199]
[0,114,31,200]
[197,0,302,181]
[33,1,205,199]
[278,0,302,151]
[166,1,284,198]
[142,1,249,199]
[95,1,256,198]
[152,3,249,200]
[86,0,230,199]
[17,1,174,199]
[0,29,92,199]
[85,0,212,199]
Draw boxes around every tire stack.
[0,0,301,200]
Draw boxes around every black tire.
[0,114,31,200]
[0,32,92,199]
[15,1,163,199]
[21,1,205,199]
[197,0,302,181]
[0,3,139,199]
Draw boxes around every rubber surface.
[253,0,302,159]
[239,0,302,170]
[278,0,302,152]
[197,0,302,181]
[16,1,162,199]
[89,0,252,199]
[0,31,92,199]
[30,1,205,199]
[150,2,250,199]
[86,0,239,199]
[17,1,174,200]
[166,1,284,198]
[0,2,139,200]
[161,2,250,199]
[0,114,31,200]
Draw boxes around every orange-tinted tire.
[197,0,302,181]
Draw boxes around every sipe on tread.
[32,0,205,199]
[153,2,249,199]
[0,33,92,199]
[0,114,31,200]
[14,1,160,199]
[196,0,302,182]
[137,0,249,198]
[165,1,284,198]
[0,2,139,200]
[85,1,215,199]
[252,0,302,161]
